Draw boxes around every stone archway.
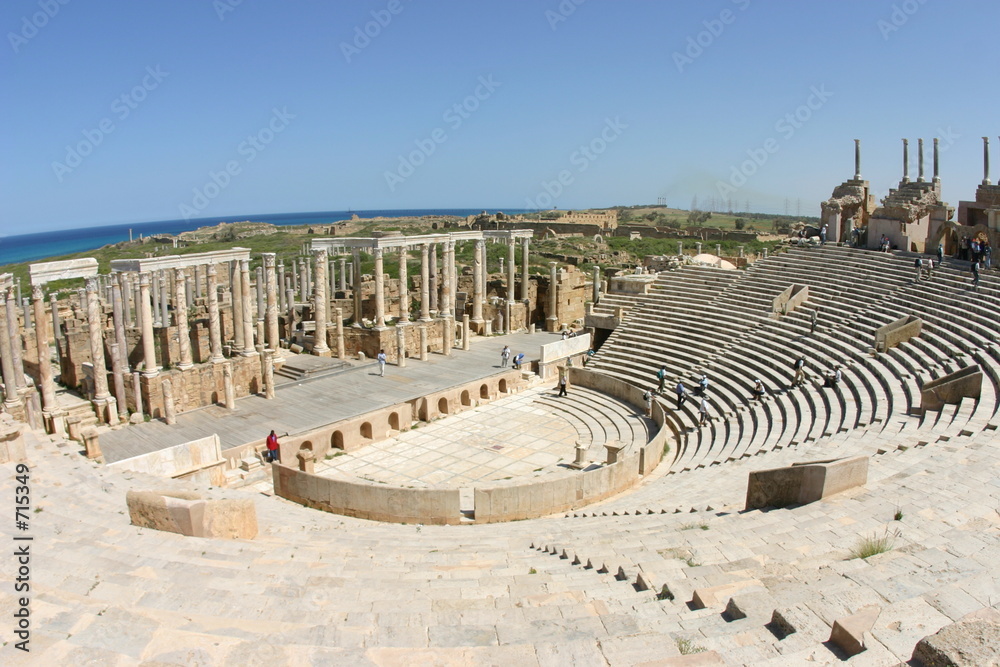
[331,430,344,450]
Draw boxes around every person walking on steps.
[699,396,710,426]
[675,380,688,409]
[377,349,387,376]
[656,365,667,394]
[500,345,511,368]
[793,355,806,387]
[810,307,819,334]
[643,388,654,417]
[558,373,568,397]
[695,374,709,396]
[937,243,944,266]
[972,260,981,290]
[266,430,280,463]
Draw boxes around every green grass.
[675,637,706,655]
[849,530,898,559]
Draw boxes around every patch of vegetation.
[680,522,708,531]
[675,637,706,655]
[849,529,899,560]
[894,506,904,521]
[528,567,537,575]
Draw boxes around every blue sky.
[1,0,997,234]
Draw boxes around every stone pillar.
[5,290,25,390]
[0,295,20,412]
[419,324,428,361]
[158,272,169,330]
[373,247,386,328]
[462,314,471,351]
[31,286,57,427]
[263,253,279,351]
[120,274,132,328]
[312,248,330,355]
[193,264,202,300]
[521,238,530,301]
[918,138,925,182]
[696,242,702,255]
[507,240,516,301]
[504,300,512,335]
[173,269,193,369]
[132,371,143,418]
[440,240,452,316]
[854,138,861,180]
[206,265,225,363]
[902,138,910,183]
[278,262,286,312]
[151,270,161,326]
[223,363,235,409]
[398,245,410,323]
[285,288,295,339]
[396,324,407,368]
[472,239,485,325]
[339,257,348,293]
[419,243,431,321]
[933,137,940,183]
[139,273,158,376]
[185,274,193,310]
[451,240,459,318]
[984,137,991,185]
[255,266,264,320]
[547,262,559,332]
[109,342,129,423]
[86,278,115,422]
[231,261,244,350]
[132,281,141,329]
[592,265,600,304]
[351,249,362,325]
[299,259,309,300]
[50,293,60,342]
[328,255,336,301]
[263,349,275,399]
[443,315,453,356]
[335,307,345,360]
[240,259,256,355]
[428,243,438,314]
[162,378,176,425]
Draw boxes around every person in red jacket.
[266,430,279,463]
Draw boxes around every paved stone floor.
[310,386,579,488]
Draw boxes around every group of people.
[958,235,992,267]
[647,368,712,426]
[500,345,525,369]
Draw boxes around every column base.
[241,350,259,358]
[312,347,332,357]
[176,362,194,371]
[43,409,67,436]
[546,317,559,333]
[210,356,227,364]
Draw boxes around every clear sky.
[1,0,997,234]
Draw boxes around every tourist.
[820,223,828,245]
[851,227,860,247]
[512,352,525,370]
[972,260,980,290]
[500,345,511,367]
[985,244,992,270]
[377,349,387,376]
[656,365,667,394]
[823,366,842,388]
[643,388,654,417]
[695,374,709,396]
[558,373,568,397]
[752,379,766,401]
[914,257,923,282]
[561,329,569,340]
[675,380,688,409]
[699,396,710,426]
[937,243,944,265]
[810,307,819,333]
[266,430,280,463]
[793,356,806,386]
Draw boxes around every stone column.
[547,262,559,332]
[984,136,991,185]
[312,248,330,355]
[300,259,309,300]
[351,249,362,325]
[162,378,176,425]
[918,138,925,182]
[373,247,386,329]
[109,342,128,423]
[223,362,235,409]
[132,371,143,417]
[120,274,132,328]
[231,261,244,351]
[285,288,295,339]
[151,270,161,326]
[255,266,264,320]
[339,257,348,292]
[0,296,19,411]
[132,282,141,329]
[174,269,193,369]
[592,265,601,304]
[5,289,25,389]
[398,245,410,323]
[139,274,158,376]
[429,243,438,314]
[933,137,940,183]
[521,238,530,301]
[854,138,861,180]
[329,256,336,302]
[507,240,516,302]
[462,314,471,351]
[291,258,299,296]
[185,274,193,310]
[419,243,431,321]
[50,293,60,342]
[240,259,256,355]
[263,349,275,399]
[31,287,57,425]
[472,239,485,326]
[193,265,202,300]
[86,278,115,422]
[902,138,910,183]
[335,307,345,360]
[206,265,225,363]
[263,253,279,351]
[451,241,459,318]
[443,315,453,356]
[158,272,169,329]
[396,325,407,368]
[440,240,452,316]
[278,262,286,312]
[111,279,129,375]
[419,324,428,361]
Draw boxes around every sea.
[0,209,532,267]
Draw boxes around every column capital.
[312,247,328,261]
[31,284,43,300]
[85,276,99,292]
[263,252,276,268]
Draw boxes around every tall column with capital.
[231,261,244,350]
[984,137,992,185]
[0,294,20,412]
[373,247,386,329]
[263,253,279,351]
[86,278,115,422]
[506,240,516,303]
[419,243,431,321]
[472,239,485,325]
[933,137,940,183]
[520,238,531,301]
[240,259,256,355]
[439,240,452,316]
[255,266,264,320]
[5,290,25,389]
[398,245,410,323]
[151,271,161,326]
[335,307,345,360]
[158,272,169,329]
[111,277,129,381]
[428,243,438,314]
[547,262,559,332]
[902,138,910,183]
[853,139,862,180]
[312,248,330,355]
[338,257,346,292]
[451,241,459,318]
[174,268,193,369]
[110,342,129,423]
[278,262,286,312]
[139,273,158,375]
[918,138,925,182]
[206,265,224,362]
[120,274,132,327]
[31,286,57,426]
[351,249,362,325]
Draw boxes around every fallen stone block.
[911,615,1000,667]
[829,605,881,657]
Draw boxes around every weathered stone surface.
[829,605,881,657]
[126,489,257,539]
[912,617,1000,667]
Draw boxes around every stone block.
[745,455,868,510]
[829,605,881,657]
[911,615,1000,667]
[126,489,257,539]
[690,579,762,610]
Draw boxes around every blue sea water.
[0,209,530,267]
